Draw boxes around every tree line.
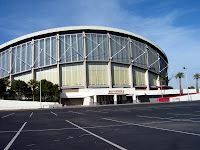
[0,78,60,102]
[175,72,200,95]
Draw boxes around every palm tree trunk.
[197,79,199,93]
[179,77,182,95]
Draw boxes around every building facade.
[0,26,168,105]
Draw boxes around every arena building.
[0,26,169,105]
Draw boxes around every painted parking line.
[137,115,200,123]
[66,120,127,150]
[167,113,191,116]
[142,121,174,125]
[4,122,27,150]
[68,111,84,115]
[86,110,108,113]
[102,118,200,137]
[0,124,131,134]
[29,112,33,118]
[2,113,14,119]
[51,111,58,116]
[137,115,174,120]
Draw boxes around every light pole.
[40,69,42,108]
[183,67,191,101]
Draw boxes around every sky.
[0,0,199,89]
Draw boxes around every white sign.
[108,90,124,94]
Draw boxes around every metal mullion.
[4,52,6,76]
[10,49,14,74]
[64,35,66,62]
[96,34,99,60]
[157,53,161,74]
[70,35,72,62]
[25,43,28,70]
[71,65,73,86]
[90,34,93,59]
[44,38,46,66]
[76,34,78,61]
[38,40,41,67]
[0,53,2,77]
[19,45,22,72]
[50,37,52,64]
[15,48,17,73]
[96,65,98,85]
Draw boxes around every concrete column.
[114,94,117,105]
[145,70,150,90]
[129,65,133,88]
[31,39,35,80]
[56,34,61,104]
[56,34,61,87]
[132,94,137,104]
[145,44,150,90]
[157,75,160,87]
[157,53,161,87]
[83,31,87,89]
[107,33,112,88]
[9,48,13,84]
[129,38,133,88]
[94,95,97,105]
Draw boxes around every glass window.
[51,37,57,64]
[131,40,146,69]
[59,34,83,63]
[40,39,45,67]
[36,67,58,84]
[21,44,26,72]
[133,67,146,86]
[148,46,159,73]
[45,38,51,66]
[110,35,129,63]
[87,63,108,86]
[112,63,129,86]
[26,43,31,70]
[34,41,39,68]
[14,72,32,83]
[149,72,157,86]
[86,34,108,61]
[61,63,84,87]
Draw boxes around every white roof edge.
[0,26,167,58]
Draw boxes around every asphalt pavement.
[1,101,200,150]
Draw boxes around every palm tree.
[194,73,200,93]
[28,79,39,101]
[175,72,184,95]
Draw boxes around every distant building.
[0,26,169,105]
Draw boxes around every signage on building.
[108,90,124,94]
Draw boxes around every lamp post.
[183,67,191,101]
[40,69,42,108]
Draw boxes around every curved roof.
[0,26,167,58]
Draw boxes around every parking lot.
[1,101,200,150]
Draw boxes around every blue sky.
[0,0,200,89]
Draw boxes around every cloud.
[0,0,199,88]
